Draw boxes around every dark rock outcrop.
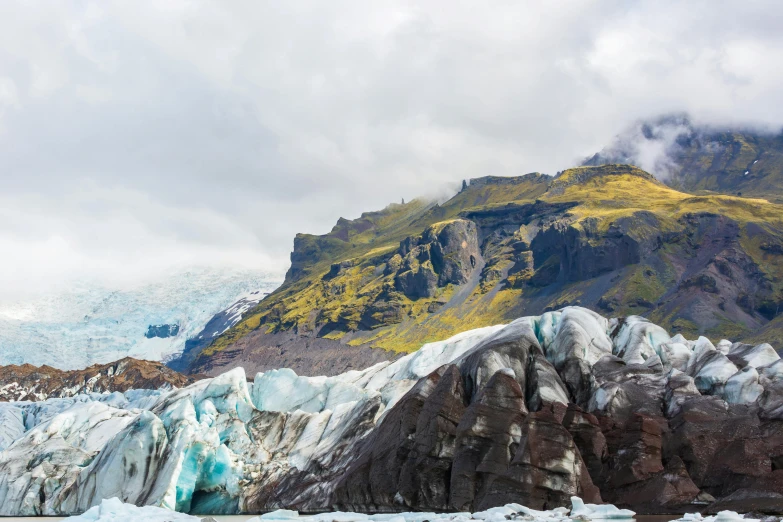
[394,219,481,299]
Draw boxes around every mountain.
[584,114,783,204]
[174,164,783,376]
[0,357,198,402]
[0,266,281,369]
[3,308,782,515]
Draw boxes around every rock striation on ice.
[0,306,782,516]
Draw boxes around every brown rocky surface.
[187,329,400,377]
[0,357,198,401]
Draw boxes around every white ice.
[674,511,758,522]
[247,497,627,522]
[569,496,635,519]
[65,497,200,521]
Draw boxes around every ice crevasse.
[0,306,781,516]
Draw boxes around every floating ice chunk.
[570,496,635,519]
[247,503,575,522]
[671,511,758,522]
[472,505,517,522]
[259,509,301,520]
[64,497,200,521]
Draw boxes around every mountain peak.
[549,164,659,195]
[584,115,783,203]
[467,172,549,187]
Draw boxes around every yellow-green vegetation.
[203,173,554,356]
[546,167,782,232]
[201,164,783,360]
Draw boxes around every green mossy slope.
[184,164,783,373]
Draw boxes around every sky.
[1,0,782,298]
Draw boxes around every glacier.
[0,307,781,516]
[0,266,281,369]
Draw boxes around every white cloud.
[0,0,781,297]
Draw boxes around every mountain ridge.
[171,161,783,376]
[0,357,198,402]
[584,114,783,203]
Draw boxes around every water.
[0,515,682,522]
[0,515,258,522]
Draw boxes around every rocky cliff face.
[4,308,783,516]
[174,164,783,377]
[393,219,481,299]
[0,358,197,402]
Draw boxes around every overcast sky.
[1,1,782,298]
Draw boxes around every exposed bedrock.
[530,212,662,283]
[394,219,481,299]
[2,307,783,516]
